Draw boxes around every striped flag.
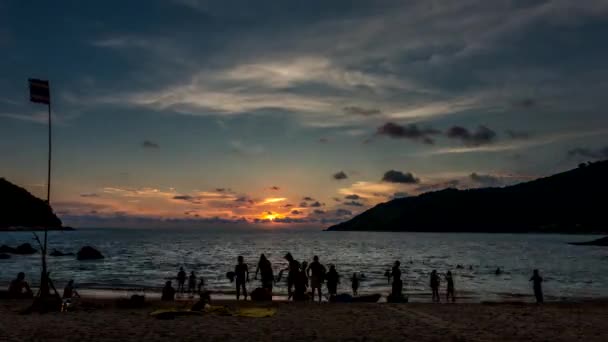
[28,78,50,104]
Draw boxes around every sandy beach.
[1,297,607,341]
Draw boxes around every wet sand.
[1,298,608,341]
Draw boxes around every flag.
[28,78,50,104]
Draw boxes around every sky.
[1,0,608,229]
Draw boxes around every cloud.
[269,186,280,190]
[415,179,461,193]
[283,203,293,208]
[513,98,536,108]
[382,170,419,184]
[299,202,308,207]
[335,209,353,216]
[445,126,497,146]
[80,193,100,198]
[376,122,441,144]
[344,200,364,207]
[343,106,381,116]
[290,210,302,215]
[505,130,531,139]
[309,201,323,208]
[332,171,348,180]
[142,140,160,149]
[318,137,329,143]
[302,196,315,201]
[469,173,503,187]
[567,146,608,160]
[344,194,361,200]
[333,197,342,202]
[313,209,325,215]
[231,140,265,156]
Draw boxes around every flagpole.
[41,92,52,297]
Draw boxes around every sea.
[1,228,607,302]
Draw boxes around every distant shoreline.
[0,226,75,232]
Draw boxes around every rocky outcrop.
[0,178,63,230]
[0,243,37,254]
[77,246,104,260]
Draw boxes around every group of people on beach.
[6,257,544,304]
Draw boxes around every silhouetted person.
[283,253,300,300]
[430,270,440,302]
[188,271,197,294]
[390,261,403,298]
[326,265,339,297]
[177,267,186,293]
[495,267,502,276]
[307,255,326,303]
[351,273,360,296]
[294,261,309,301]
[530,269,544,303]
[255,254,274,291]
[235,256,249,300]
[198,277,205,294]
[8,272,32,298]
[162,281,175,301]
[445,271,455,302]
[62,280,80,299]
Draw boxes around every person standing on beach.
[307,255,326,303]
[430,270,440,302]
[388,261,403,301]
[530,269,544,303]
[177,267,186,293]
[255,254,274,292]
[326,264,340,298]
[351,273,360,296]
[62,280,80,299]
[283,253,300,300]
[188,271,197,294]
[445,271,455,302]
[294,261,309,301]
[235,256,249,301]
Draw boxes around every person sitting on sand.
[445,271,455,302]
[351,272,360,296]
[326,265,340,298]
[177,267,186,293]
[188,271,197,294]
[389,261,403,298]
[162,281,175,301]
[495,267,502,276]
[430,270,440,302]
[307,256,326,303]
[235,256,249,301]
[255,254,274,292]
[62,280,80,299]
[530,269,544,303]
[8,272,33,299]
[283,253,300,300]
[293,261,309,301]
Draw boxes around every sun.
[264,213,277,221]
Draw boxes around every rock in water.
[50,249,74,257]
[0,245,16,253]
[14,243,37,254]
[77,246,104,260]
[0,253,10,259]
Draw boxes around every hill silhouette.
[0,178,63,230]
[327,161,608,233]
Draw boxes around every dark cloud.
[290,209,302,215]
[470,173,503,187]
[313,209,325,215]
[382,170,419,184]
[283,203,294,208]
[142,140,160,149]
[80,193,99,198]
[318,137,329,143]
[299,202,308,207]
[445,125,497,146]
[215,188,226,192]
[415,180,460,193]
[173,195,195,201]
[514,98,537,108]
[567,146,608,160]
[309,201,323,207]
[333,197,342,202]
[343,106,381,116]
[269,186,280,190]
[333,171,348,180]
[344,194,361,200]
[505,130,531,139]
[335,209,353,216]
[302,196,315,201]
[344,200,364,207]
[377,122,441,144]
[235,196,255,204]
